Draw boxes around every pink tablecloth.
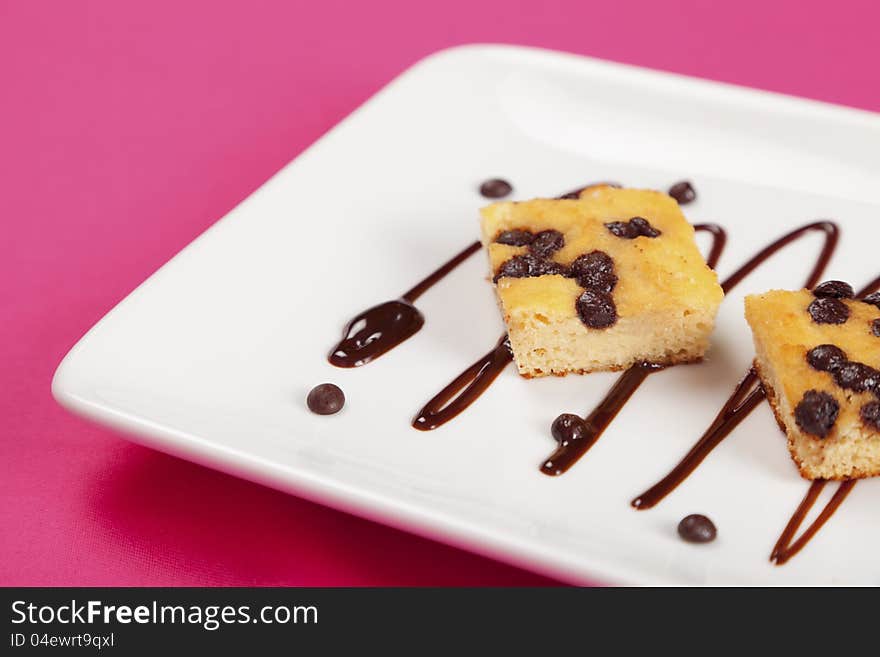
[2,0,878,586]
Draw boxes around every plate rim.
[52,43,880,586]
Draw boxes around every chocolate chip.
[605,221,639,239]
[861,292,880,309]
[479,178,512,199]
[806,344,848,372]
[529,229,565,258]
[677,514,716,543]
[794,390,839,438]
[813,280,855,299]
[568,250,617,293]
[833,362,880,394]
[576,289,617,328]
[307,383,345,415]
[493,254,566,282]
[493,256,532,281]
[668,181,697,205]
[629,216,661,238]
[873,319,880,338]
[605,217,661,239]
[861,402,880,430]
[808,297,850,325]
[495,229,534,246]
[551,413,586,445]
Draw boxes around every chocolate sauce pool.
[328,241,480,367]
[328,181,639,367]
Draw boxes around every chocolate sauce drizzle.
[412,334,513,430]
[539,223,729,475]
[413,224,727,434]
[326,178,872,566]
[401,241,482,303]
[328,241,481,367]
[630,221,839,503]
[770,479,856,565]
[717,221,839,295]
[629,370,765,504]
[541,362,665,475]
[694,222,727,273]
[858,276,880,301]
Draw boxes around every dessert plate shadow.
[53,44,880,585]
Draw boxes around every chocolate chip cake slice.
[745,282,880,479]
[479,186,724,377]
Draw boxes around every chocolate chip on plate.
[807,297,850,325]
[861,292,880,309]
[551,413,586,446]
[479,178,513,199]
[873,319,880,338]
[495,229,534,246]
[576,289,617,328]
[307,383,345,415]
[806,344,847,372]
[794,390,839,438]
[568,250,617,293]
[529,229,565,258]
[813,280,855,299]
[677,514,717,543]
[668,180,697,205]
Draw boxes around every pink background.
[2,0,879,586]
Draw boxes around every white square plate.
[53,45,880,585]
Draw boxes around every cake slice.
[745,283,880,479]
[479,186,724,377]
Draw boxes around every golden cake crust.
[745,289,880,480]
[480,186,723,377]
[481,187,722,322]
